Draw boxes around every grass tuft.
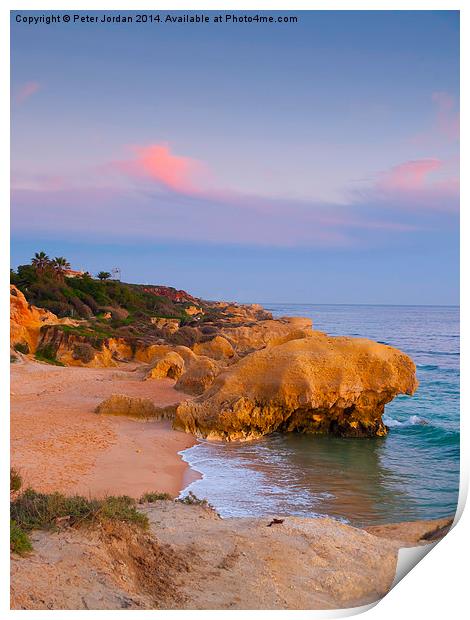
[10,489,149,555]
[10,520,32,556]
[176,491,212,508]
[138,491,173,504]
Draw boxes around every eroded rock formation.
[192,335,236,361]
[95,394,175,420]
[10,285,76,354]
[218,317,313,355]
[145,352,185,380]
[174,332,418,440]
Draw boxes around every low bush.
[72,343,96,364]
[34,344,65,366]
[10,520,32,555]
[139,491,173,503]
[10,468,22,493]
[176,491,212,509]
[14,342,29,355]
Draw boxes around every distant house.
[63,269,85,278]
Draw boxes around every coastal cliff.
[11,281,418,439]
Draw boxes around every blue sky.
[11,10,459,304]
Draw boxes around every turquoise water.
[180,305,459,526]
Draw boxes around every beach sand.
[10,358,454,611]
[10,358,197,498]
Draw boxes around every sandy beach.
[10,358,198,498]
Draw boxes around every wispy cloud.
[378,159,442,192]
[11,141,459,248]
[113,143,209,194]
[368,158,459,213]
[15,81,41,104]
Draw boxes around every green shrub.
[138,491,173,503]
[72,343,96,363]
[177,491,212,508]
[34,344,65,366]
[10,468,22,493]
[10,520,32,555]
[40,299,73,317]
[14,342,29,355]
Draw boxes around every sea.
[179,304,460,526]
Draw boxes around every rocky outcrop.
[210,301,273,322]
[218,317,313,355]
[150,317,180,335]
[95,394,175,420]
[174,353,220,396]
[36,325,134,367]
[185,305,203,316]
[174,332,418,440]
[145,352,185,380]
[141,285,198,304]
[192,336,236,361]
[10,285,76,354]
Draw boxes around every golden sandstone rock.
[145,352,185,380]
[95,394,158,419]
[95,394,176,420]
[10,285,74,354]
[192,335,236,361]
[219,317,313,355]
[173,332,418,440]
[175,353,220,395]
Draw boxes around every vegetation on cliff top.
[11,252,198,322]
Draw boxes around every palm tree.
[51,256,71,280]
[97,271,111,281]
[31,251,50,275]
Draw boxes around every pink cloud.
[432,91,460,141]
[368,158,459,213]
[15,81,41,104]
[114,143,208,194]
[378,159,442,192]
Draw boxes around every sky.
[10,10,459,304]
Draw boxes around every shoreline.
[10,358,199,499]
[10,357,455,610]
[10,357,454,521]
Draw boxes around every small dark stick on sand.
[267,518,284,527]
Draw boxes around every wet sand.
[10,358,198,498]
